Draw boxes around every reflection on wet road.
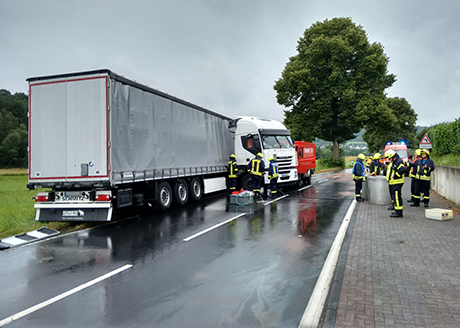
[0,170,354,327]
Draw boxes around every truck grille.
[276,155,295,173]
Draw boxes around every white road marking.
[317,178,329,184]
[298,199,357,328]
[183,213,246,242]
[263,194,289,206]
[0,264,133,327]
[332,175,341,179]
[298,185,312,192]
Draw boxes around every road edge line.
[298,199,357,328]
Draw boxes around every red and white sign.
[419,133,432,149]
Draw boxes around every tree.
[362,97,418,152]
[274,17,396,160]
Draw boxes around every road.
[0,170,354,327]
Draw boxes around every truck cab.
[229,116,298,190]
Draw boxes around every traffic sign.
[419,133,432,149]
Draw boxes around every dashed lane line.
[183,213,246,242]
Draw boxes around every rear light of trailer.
[36,195,49,202]
[96,194,111,202]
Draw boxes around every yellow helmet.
[357,153,366,160]
[268,156,275,161]
[414,149,422,156]
[257,152,263,158]
[384,149,396,159]
[230,154,236,159]
[373,153,382,160]
[422,149,430,156]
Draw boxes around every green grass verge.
[0,175,94,240]
[431,154,460,168]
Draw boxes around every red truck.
[294,141,316,185]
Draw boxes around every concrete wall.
[432,165,460,206]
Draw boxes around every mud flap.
[35,205,113,222]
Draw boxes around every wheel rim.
[160,187,170,206]
[178,183,187,201]
[193,181,201,198]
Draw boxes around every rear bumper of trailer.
[34,203,113,222]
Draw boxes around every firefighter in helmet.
[411,149,435,207]
[385,149,406,217]
[352,153,366,202]
[248,152,265,201]
[227,154,238,193]
[267,156,279,198]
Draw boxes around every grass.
[0,173,95,240]
[431,154,460,168]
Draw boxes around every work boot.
[407,198,414,203]
[356,197,364,202]
[390,211,403,217]
[424,202,429,208]
[388,205,394,210]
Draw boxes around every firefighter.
[369,153,383,176]
[407,149,422,203]
[386,156,394,210]
[411,149,435,207]
[267,156,279,198]
[227,154,238,193]
[352,153,366,202]
[248,152,265,201]
[385,149,406,217]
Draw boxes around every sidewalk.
[332,183,460,328]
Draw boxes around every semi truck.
[27,69,298,222]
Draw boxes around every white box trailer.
[27,69,233,221]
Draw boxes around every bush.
[429,118,460,156]
[318,156,345,168]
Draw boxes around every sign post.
[419,133,432,149]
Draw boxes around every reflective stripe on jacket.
[389,158,405,185]
[268,162,279,179]
[248,158,265,176]
[415,158,435,181]
[227,160,238,178]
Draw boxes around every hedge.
[429,118,460,156]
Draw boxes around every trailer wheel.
[173,179,189,206]
[156,181,172,211]
[188,177,202,202]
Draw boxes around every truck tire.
[241,174,253,191]
[188,177,203,202]
[155,181,172,211]
[173,179,189,206]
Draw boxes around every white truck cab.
[229,116,298,190]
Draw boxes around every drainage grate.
[0,227,60,250]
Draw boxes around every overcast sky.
[1,0,459,127]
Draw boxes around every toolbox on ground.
[425,208,453,221]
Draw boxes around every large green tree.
[362,97,418,152]
[274,17,396,160]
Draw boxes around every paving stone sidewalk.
[335,183,460,328]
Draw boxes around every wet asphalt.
[0,170,354,328]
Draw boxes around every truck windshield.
[396,150,408,158]
[262,135,293,149]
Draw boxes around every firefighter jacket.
[409,157,421,178]
[268,161,279,180]
[388,156,406,185]
[386,161,392,182]
[369,160,383,176]
[352,159,365,181]
[415,158,435,181]
[248,156,265,176]
[227,159,238,178]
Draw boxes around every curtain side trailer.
[27,69,233,222]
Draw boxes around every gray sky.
[1,0,459,127]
